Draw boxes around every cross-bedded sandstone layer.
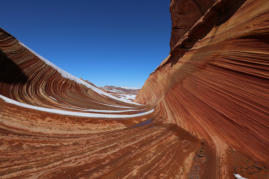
[137,0,269,178]
[1,0,269,178]
[0,28,202,179]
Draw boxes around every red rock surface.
[0,28,200,179]
[137,0,269,178]
[0,0,269,178]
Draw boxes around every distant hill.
[101,86,140,101]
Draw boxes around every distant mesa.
[102,85,139,102]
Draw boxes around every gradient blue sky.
[1,0,171,88]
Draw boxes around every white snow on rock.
[0,95,153,119]
[105,89,122,93]
[82,108,138,113]
[62,106,140,113]
[49,96,57,101]
[19,42,141,106]
[98,103,134,109]
[119,94,136,101]
[234,174,247,179]
[119,86,140,90]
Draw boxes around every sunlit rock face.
[137,0,269,178]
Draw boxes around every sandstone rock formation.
[137,0,269,178]
[0,0,268,178]
[0,27,201,178]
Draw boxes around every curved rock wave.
[1,0,269,178]
[137,0,269,178]
[0,28,187,178]
[0,26,202,179]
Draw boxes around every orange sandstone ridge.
[136,0,269,178]
[0,0,269,178]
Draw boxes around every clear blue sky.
[1,0,171,88]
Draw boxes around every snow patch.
[119,86,140,90]
[106,89,122,93]
[234,174,247,179]
[98,103,134,109]
[49,96,57,101]
[62,106,140,113]
[119,94,136,101]
[19,42,141,106]
[0,95,153,119]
